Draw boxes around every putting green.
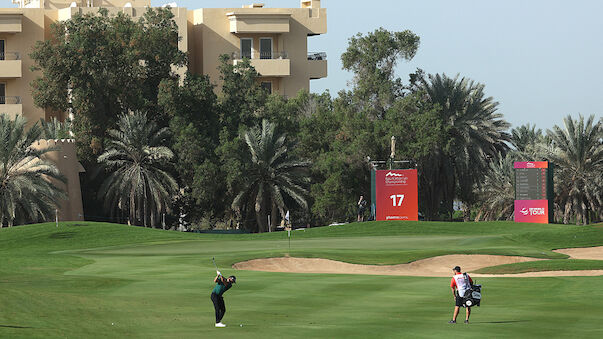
[2,221,603,338]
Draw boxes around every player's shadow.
[473,320,529,324]
[0,325,32,329]
[49,231,76,239]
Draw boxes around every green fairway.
[2,221,603,338]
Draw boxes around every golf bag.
[461,276,482,308]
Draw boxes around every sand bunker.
[234,252,603,278]
[554,246,603,260]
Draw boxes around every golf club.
[212,257,221,276]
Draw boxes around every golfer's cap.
[453,266,461,272]
[229,275,237,283]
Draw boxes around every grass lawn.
[1,221,603,338]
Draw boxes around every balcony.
[232,52,290,77]
[308,52,327,79]
[0,10,22,33]
[227,11,291,34]
[0,52,22,78]
[0,96,23,119]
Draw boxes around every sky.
[5,0,602,130]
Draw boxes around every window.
[0,83,5,104]
[0,40,4,61]
[261,81,272,94]
[240,38,253,59]
[259,38,272,59]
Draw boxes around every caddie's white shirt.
[452,273,472,297]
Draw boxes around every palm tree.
[474,154,515,221]
[232,120,310,232]
[419,74,511,220]
[39,117,71,139]
[98,112,178,228]
[0,115,65,227]
[547,115,602,224]
[511,124,542,152]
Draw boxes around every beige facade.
[189,1,327,96]
[4,0,326,222]
[32,139,85,222]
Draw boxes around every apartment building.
[3,0,326,222]
[188,1,327,96]
[4,0,326,125]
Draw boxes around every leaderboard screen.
[514,161,552,224]
[515,162,548,200]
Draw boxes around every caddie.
[448,265,473,324]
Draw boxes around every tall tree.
[341,28,420,118]
[215,55,268,224]
[136,8,188,127]
[30,8,186,163]
[158,73,220,220]
[547,115,602,224]
[0,115,65,227]
[98,112,178,228]
[232,120,310,232]
[419,74,511,220]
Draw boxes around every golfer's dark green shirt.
[212,280,232,296]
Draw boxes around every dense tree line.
[2,11,600,229]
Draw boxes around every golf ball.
[111,323,114,326]
[240,324,243,327]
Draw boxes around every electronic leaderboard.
[514,161,554,223]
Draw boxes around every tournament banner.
[375,169,418,221]
[514,200,549,224]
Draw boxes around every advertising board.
[374,169,418,221]
[514,200,549,224]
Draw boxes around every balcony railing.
[232,51,289,60]
[308,52,327,60]
[0,52,21,61]
[0,96,21,104]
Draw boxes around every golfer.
[210,271,236,327]
[449,266,473,324]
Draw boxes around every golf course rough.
[1,221,603,338]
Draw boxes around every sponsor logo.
[385,172,408,185]
[529,208,545,216]
[526,162,536,168]
[386,216,409,220]
[472,292,481,299]
[520,207,545,216]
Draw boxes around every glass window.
[261,81,272,94]
[0,83,5,104]
[0,40,5,61]
[260,38,272,59]
[240,38,252,59]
